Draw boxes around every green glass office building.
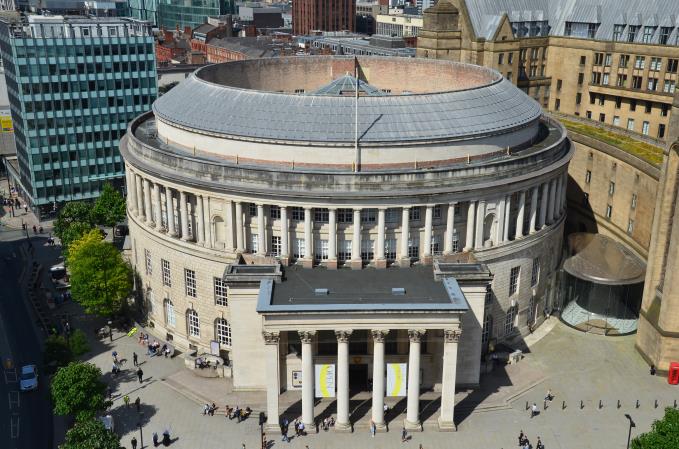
[0,16,157,217]
[157,0,235,31]
[129,0,159,27]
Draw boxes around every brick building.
[293,0,356,35]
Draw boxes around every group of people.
[110,350,144,383]
[150,430,172,447]
[320,416,335,431]
[224,404,251,422]
[195,356,218,369]
[518,430,545,449]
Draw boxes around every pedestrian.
[152,432,159,447]
[419,445,423,449]
[124,395,130,408]
[135,396,141,412]
[531,402,538,418]
[518,430,525,445]
[294,419,300,436]
[298,421,305,436]
[162,429,171,446]
[203,403,209,415]
[401,427,407,443]
[137,367,144,383]
[111,362,118,376]
[370,420,376,437]
[650,364,657,375]
[133,352,138,366]
[131,436,138,449]
[242,444,246,449]
[536,436,545,449]
[112,351,118,363]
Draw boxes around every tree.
[91,183,126,227]
[67,230,132,317]
[60,417,120,449]
[51,362,108,421]
[54,202,95,252]
[44,335,72,369]
[68,329,91,357]
[632,407,679,449]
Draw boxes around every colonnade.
[125,168,568,266]
[262,327,462,432]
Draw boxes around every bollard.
[655,399,658,409]
[636,400,640,409]
[599,400,603,409]
[580,400,584,410]
[674,399,677,409]
[617,400,621,409]
[562,400,566,410]
[526,401,529,411]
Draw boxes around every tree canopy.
[60,417,120,449]
[632,407,679,449]
[51,362,108,421]
[91,183,126,227]
[53,202,96,251]
[67,230,132,317]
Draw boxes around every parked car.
[19,365,38,391]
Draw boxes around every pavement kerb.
[161,377,265,416]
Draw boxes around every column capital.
[303,206,313,211]
[262,331,280,344]
[377,206,388,211]
[401,205,411,210]
[371,329,389,342]
[449,201,458,206]
[408,329,426,342]
[298,330,316,343]
[335,330,353,343]
[444,328,462,343]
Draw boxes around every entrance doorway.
[349,364,369,392]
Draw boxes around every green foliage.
[68,329,91,357]
[60,417,120,449]
[159,81,179,95]
[51,362,108,421]
[67,230,132,317]
[54,202,95,252]
[91,183,126,227]
[632,407,679,449]
[44,334,73,368]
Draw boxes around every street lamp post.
[625,413,636,449]
[137,411,145,449]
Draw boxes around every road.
[0,232,54,449]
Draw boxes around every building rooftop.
[256,264,470,313]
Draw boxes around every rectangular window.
[408,207,421,221]
[648,78,658,91]
[619,54,629,68]
[361,209,377,223]
[604,53,612,67]
[659,124,666,139]
[249,203,257,217]
[650,57,662,71]
[642,121,650,136]
[613,116,620,127]
[630,100,637,112]
[613,24,624,41]
[509,266,520,296]
[269,205,280,219]
[632,76,643,89]
[528,296,536,325]
[361,239,374,261]
[214,277,228,306]
[508,52,514,64]
[294,238,305,259]
[642,26,655,43]
[430,234,441,254]
[385,238,397,261]
[602,73,609,86]
[627,118,635,131]
[628,25,639,42]
[271,236,281,256]
[314,239,329,261]
[594,52,604,66]
[338,239,352,262]
[291,207,305,221]
[634,56,645,69]
[664,80,676,94]
[615,97,622,109]
[591,72,602,84]
[187,311,200,337]
[660,27,672,44]
[433,205,442,219]
[576,93,582,105]
[452,229,459,252]
[482,312,492,345]
[251,234,259,253]
[609,181,615,195]
[407,238,419,259]
[580,55,586,66]
[556,79,562,91]
[585,170,592,184]
[668,59,679,73]
[314,208,329,223]
[504,307,517,336]
[578,73,584,85]
[184,269,196,298]
[385,208,399,223]
[161,259,171,287]
[145,249,152,275]
[337,208,353,223]
[617,74,627,87]
[165,299,175,327]
[531,258,540,287]
[606,204,613,218]
[498,53,504,65]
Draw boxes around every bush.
[68,329,90,357]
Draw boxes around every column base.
[404,419,422,432]
[397,257,411,268]
[421,255,433,266]
[373,421,387,432]
[300,258,314,269]
[264,422,281,433]
[334,421,352,433]
[167,231,177,238]
[374,258,387,269]
[349,259,363,270]
[326,259,338,270]
[437,417,457,432]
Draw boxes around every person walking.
[518,430,525,445]
[370,420,376,437]
[137,367,144,383]
[401,427,407,443]
[133,352,138,366]
[131,436,138,449]
[124,395,130,408]
[203,403,209,415]
[536,436,545,449]
[530,402,538,418]
[152,432,159,447]
[135,396,141,412]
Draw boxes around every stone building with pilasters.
[120,56,572,429]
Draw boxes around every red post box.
[669,362,679,385]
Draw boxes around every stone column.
[280,206,289,264]
[127,170,138,215]
[515,190,526,239]
[423,205,433,264]
[556,175,563,219]
[405,329,425,431]
[257,204,266,256]
[153,183,163,231]
[376,208,386,268]
[195,195,205,245]
[351,208,362,270]
[464,201,475,251]
[528,186,538,234]
[335,330,352,431]
[496,196,506,243]
[263,331,281,431]
[399,207,410,267]
[548,178,556,224]
[438,327,462,431]
[503,194,512,241]
[143,179,153,226]
[299,331,316,428]
[562,172,568,212]
[235,201,244,252]
[135,174,144,220]
[327,208,338,269]
[474,200,485,249]
[165,187,176,237]
[179,192,189,241]
[371,330,389,430]
[225,200,235,251]
[444,202,456,255]
[539,182,549,229]
[303,207,313,268]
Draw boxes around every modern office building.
[0,15,157,216]
[157,0,235,31]
[417,0,679,143]
[129,0,159,27]
[293,0,356,35]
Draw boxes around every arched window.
[215,318,231,346]
[187,309,200,337]
[164,298,175,327]
[213,216,225,244]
